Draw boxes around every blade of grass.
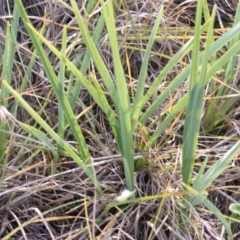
[19,122,55,152]
[183,183,232,238]
[104,190,186,217]
[0,23,11,161]
[68,11,105,107]
[69,0,117,105]
[0,6,19,162]
[15,0,91,160]
[100,0,134,191]
[146,35,240,147]
[140,21,240,124]
[203,3,240,130]
[9,14,48,165]
[58,26,67,144]
[1,79,102,193]
[1,6,19,106]
[146,94,186,147]
[191,140,240,192]
[10,16,46,114]
[182,4,216,185]
[202,0,217,94]
[131,7,163,120]
[23,21,120,147]
[139,21,210,123]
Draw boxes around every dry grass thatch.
[0,0,239,239]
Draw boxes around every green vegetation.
[0,0,240,239]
